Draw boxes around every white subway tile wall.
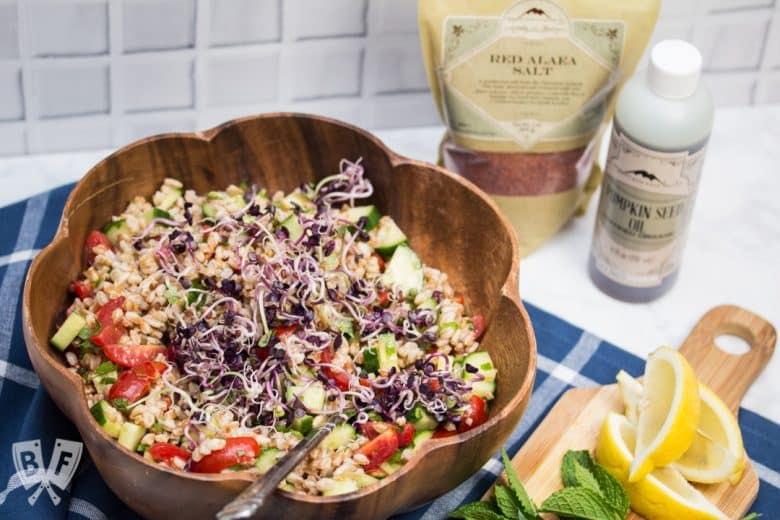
[0,0,778,155]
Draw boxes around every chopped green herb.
[100,376,117,385]
[77,327,92,340]
[111,398,131,412]
[361,347,379,373]
[95,361,117,375]
[136,443,150,454]
[151,422,164,434]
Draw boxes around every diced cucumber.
[379,461,402,476]
[117,422,146,451]
[417,297,437,310]
[352,472,379,488]
[90,400,124,438]
[376,333,398,373]
[322,423,356,450]
[50,312,87,351]
[91,370,118,395]
[207,191,226,200]
[338,319,355,339]
[291,415,314,435]
[281,215,303,241]
[411,430,435,451]
[286,384,326,412]
[322,254,339,270]
[463,351,497,383]
[382,244,423,296]
[202,203,217,218]
[431,354,455,373]
[321,478,359,496]
[282,192,315,213]
[439,322,459,332]
[158,189,181,210]
[469,380,496,400]
[255,448,284,474]
[344,205,381,231]
[373,217,407,258]
[406,405,438,431]
[102,219,127,243]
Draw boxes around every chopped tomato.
[358,377,371,388]
[148,443,190,464]
[103,344,166,368]
[189,437,260,473]
[72,280,92,299]
[453,293,464,305]
[457,395,488,433]
[396,423,415,448]
[84,230,113,264]
[427,378,441,392]
[432,427,458,439]
[376,289,390,307]
[471,315,486,340]
[107,361,166,402]
[96,297,125,325]
[90,323,125,348]
[255,346,271,362]
[274,325,297,341]
[91,297,127,348]
[356,430,399,472]
[360,421,392,440]
[319,347,350,390]
[108,370,150,402]
[372,253,386,273]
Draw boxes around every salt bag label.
[440,0,625,150]
[592,126,707,288]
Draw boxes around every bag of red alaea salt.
[419,0,660,255]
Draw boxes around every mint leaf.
[540,486,620,520]
[561,450,595,487]
[592,464,630,518]
[448,501,505,520]
[493,485,519,518]
[573,461,601,494]
[742,514,762,520]
[501,449,537,517]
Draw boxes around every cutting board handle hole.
[714,333,752,355]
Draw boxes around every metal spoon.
[216,413,345,520]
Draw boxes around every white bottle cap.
[647,40,703,99]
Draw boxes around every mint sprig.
[448,449,630,520]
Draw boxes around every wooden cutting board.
[490,305,776,519]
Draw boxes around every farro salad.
[50,159,497,496]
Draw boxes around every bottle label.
[592,125,707,288]
[440,0,626,151]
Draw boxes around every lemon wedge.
[616,369,643,424]
[673,384,746,484]
[616,370,746,484]
[596,413,729,520]
[629,347,700,482]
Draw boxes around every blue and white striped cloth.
[0,184,777,519]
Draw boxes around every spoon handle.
[216,413,345,520]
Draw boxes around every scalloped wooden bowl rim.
[22,112,535,505]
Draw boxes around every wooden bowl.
[22,114,536,519]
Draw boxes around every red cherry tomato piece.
[72,280,92,299]
[90,324,125,348]
[148,443,191,464]
[396,423,415,448]
[103,344,166,368]
[108,370,151,402]
[453,294,464,305]
[432,427,458,439]
[96,297,125,326]
[189,437,260,473]
[84,230,113,264]
[376,289,390,307]
[274,325,297,341]
[427,378,441,392]
[360,421,392,440]
[107,361,167,402]
[457,395,488,433]
[471,315,486,340]
[356,430,399,472]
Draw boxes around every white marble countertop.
[1,105,778,424]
